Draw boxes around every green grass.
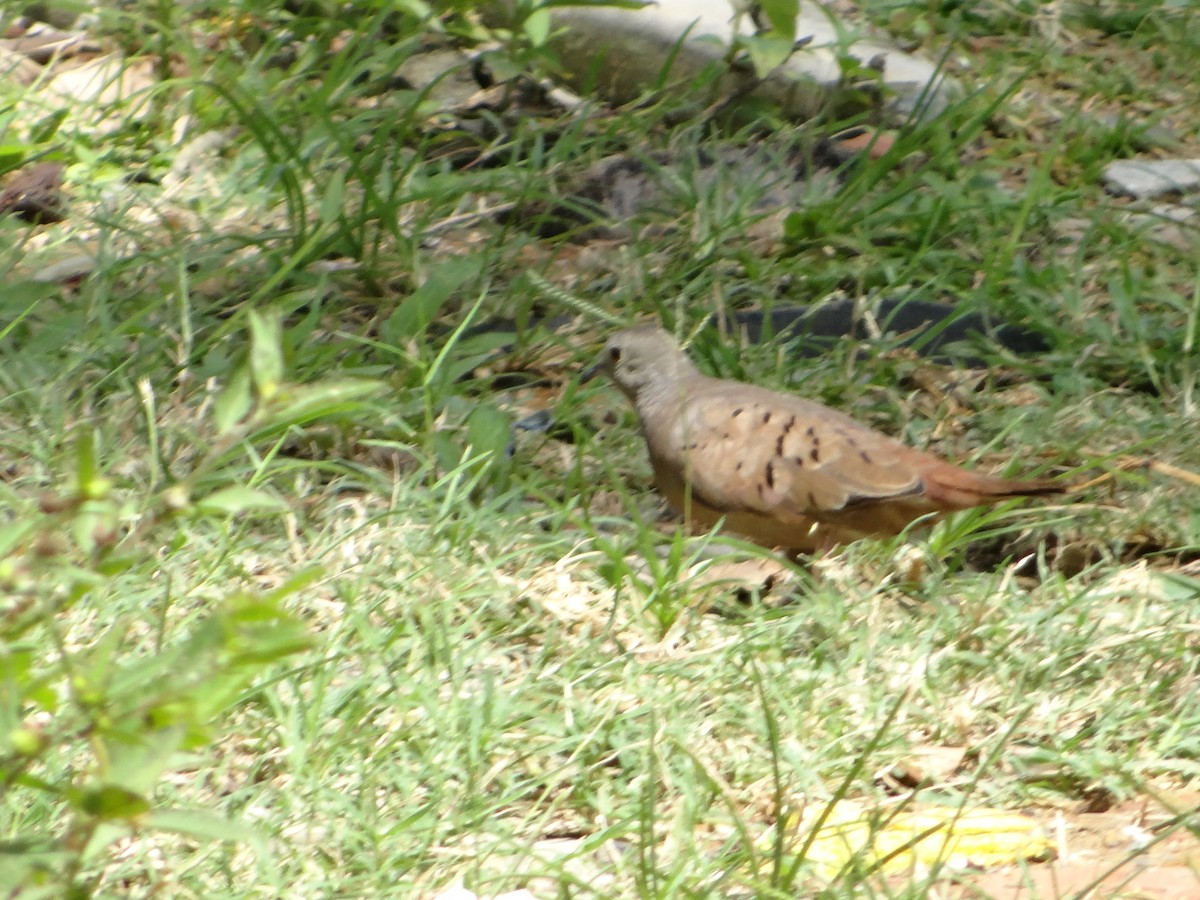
[2,0,1199,896]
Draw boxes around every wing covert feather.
[666,379,926,518]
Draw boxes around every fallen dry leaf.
[777,800,1051,882]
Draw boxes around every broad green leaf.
[248,309,285,399]
[0,280,52,341]
[381,257,482,342]
[25,680,57,713]
[143,700,192,730]
[7,728,43,756]
[0,144,30,170]
[224,595,294,623]
[541,0,647,7]
[260,378,385,429]
[223,597,313,664]
[264,566,324,604]
[188,670,262,721]
[213,364,253,434]
[72,784,151,819]
[395,0,434,17]
[74,428,101,498]
[0,847,72,900]
[438,331,515,385]
[11,771,60,794]
[466,403,511,462]
[194,487,289,517]
[224,614,312,672]
[0,520,37,557]
[146,809,260,844]
[432,430,465,473]
[229,625,312,666]
[0,646,34,694]
[28,110,68,144]
[523,7,552,45]
[745,34,796,77]
[757,0,799,38]
[105,727,189,794]
[318,167,347,225]
[69,501,119,555]
[95,555,139,577]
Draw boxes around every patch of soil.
[954,793,1200,899]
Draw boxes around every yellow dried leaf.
[780,801,1052,881]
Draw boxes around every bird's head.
[581,326,698,401]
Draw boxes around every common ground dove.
[583,326,1064,553]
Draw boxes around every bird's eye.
[609,347,622,364]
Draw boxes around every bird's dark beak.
[580,349,608,384]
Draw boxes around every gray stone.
[501,0,958,122]
[1124,203,1199,251]
[1103,159,1200,200]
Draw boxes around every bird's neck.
[633,365,700,419]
